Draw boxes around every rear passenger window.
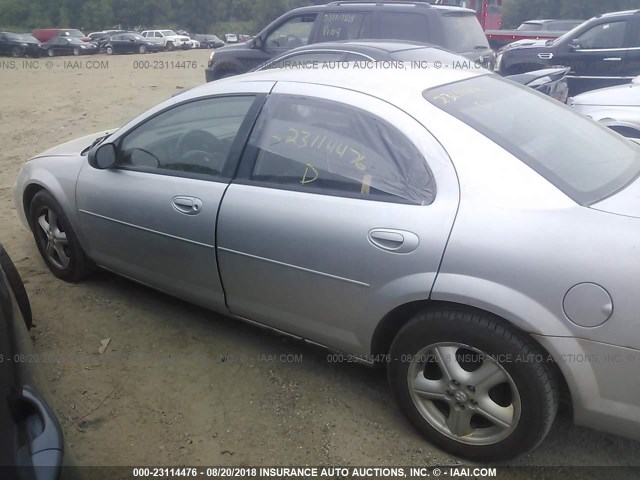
[316,12,372,42]
[377,13,429,43]
[245,95,436,205]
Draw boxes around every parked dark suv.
[496,9,640,94]
[205,0,494,82]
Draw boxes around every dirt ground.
[0,49,639,472]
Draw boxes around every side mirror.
[253,36,264,50]
[88,143,117,169]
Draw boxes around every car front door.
[554,18,630,93]
[76,85,270,311]
[216,83,459,355]
[627,15,640,79]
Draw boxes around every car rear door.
[76,84,270,311]
[216,83,459,355]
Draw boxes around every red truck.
[432,1,584,50]
[485,19,584,49]
[31,28,92,43]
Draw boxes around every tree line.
[0,0,638,35]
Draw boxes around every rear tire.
[11,46,22,58]
[388,307,558,462]
[29,190,90,282]
[47,48,55,57]
[166,42,174,51]
[73,47,80,56]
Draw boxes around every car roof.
[187,67,484,111]
[598,9,640,18]
[285,39,442,54]
[282,1,473,16]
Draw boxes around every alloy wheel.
[36,207,70,270]
[407,342,521,445]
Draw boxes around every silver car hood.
[33,129,117,159]
[572,81,640,107]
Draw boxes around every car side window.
[265,14,316,49]
[245,95,436,205]
[118,96,255,179]
[316,12,372,42]
[574,21,627,49]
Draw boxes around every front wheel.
[73,47,80,56]
[11,46,22,57]
[138,45,147,54]
[47,48,55,57]
[388,308,558,461]
[106,46,113,55]
[29,190,91,282]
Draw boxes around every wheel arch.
[371,299,573,412]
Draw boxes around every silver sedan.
[13,67,640,461]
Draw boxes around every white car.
[224,33,238,43]
[140,30,191,50]
[570,77,640,139]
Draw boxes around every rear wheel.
[166,41,174,51]
[47,48,55,57]
[29,190,90,282]
[388,307,558,461]
[73,47,80,56]
[11,46,22,57]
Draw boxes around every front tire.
[106,46,113,55]
[388,307,558,461]
[29,190,90,282]
[138,45,147,54]
[73,47,80,56]
[11,46,22,58]
[47,48,55,57]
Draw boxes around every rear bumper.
[533,334,640,441]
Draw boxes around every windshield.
[66,29,84,37]
[161,30,177,36]
[550,20,587,45]
[441,13,490,52]
[132,35,144,41]
[424,75,640,204]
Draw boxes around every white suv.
[140,30,191,50]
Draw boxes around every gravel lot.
[0,49,639,474]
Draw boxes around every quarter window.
[246,95,436,205]
[574,21,627,49]
[377,13,430,43]
[119,96,255,178]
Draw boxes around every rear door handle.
[171,196,203,215]
[368,229,419,254]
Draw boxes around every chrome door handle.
[603,57,622,61]
[368,229,419,254]
[172,196,203,215]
